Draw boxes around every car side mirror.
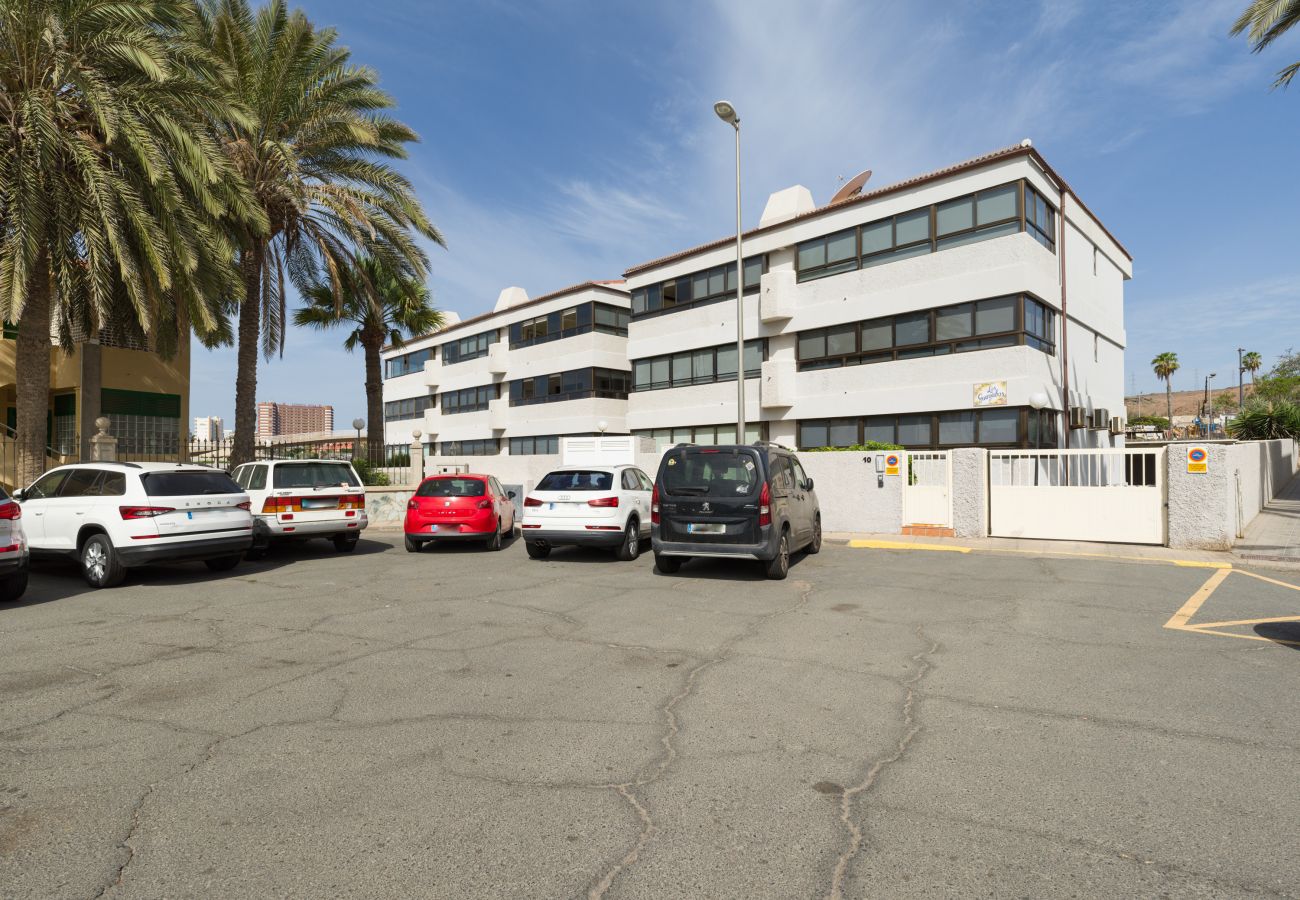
[12,489,24,502]
[507,490,516,500]
[804,477,814,491]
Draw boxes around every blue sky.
[190,0,1300,427]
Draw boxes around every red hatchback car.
[404,474,516,552]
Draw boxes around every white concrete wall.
[1166,440,1297,550]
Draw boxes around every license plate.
[302,498,337,509]
[687,523,724,534]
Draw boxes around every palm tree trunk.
[363,332,384,467]
[15,253,52,488]
[230,246,264,468]
[1165,382,1173,436]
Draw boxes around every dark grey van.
[651,443,821,580]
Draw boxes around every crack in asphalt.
[827,625,939,900]
[587,580,816,900]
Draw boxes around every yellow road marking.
[1180,627,1300,647]
[847,539,971,553]
[1172,560,1235,569]
[1236,570,1300,591]
[1164,568,1232,630]
[1192,614,1300,629]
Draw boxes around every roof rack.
[672,442,697,448]
[752,440,794,451]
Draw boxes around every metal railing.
[0,424,77,491]
[989,448,1163,488]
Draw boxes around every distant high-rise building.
[256,402,335,438]
[193,416,224,441]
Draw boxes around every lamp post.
[1201,374,1215,437]
[714,99,745,443]
[352,417,365,461]
[1237,347,1245,411]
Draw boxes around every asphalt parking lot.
[2,532,1298,899]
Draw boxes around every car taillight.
[524,496,543,507]
[236,501,251,511]
[758,482,771,527]
[340,493,365,510]
[477,499,492,509]
[262,496,303,514]
[587,496,618,508]
[120,506,175,520]
[0,501,20,520]
[651,485,660,525]
[407,499,417,510]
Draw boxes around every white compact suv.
[230,459,367,556]
[0,486,29,602]
[521,465,654,560]
[16,462,253,588]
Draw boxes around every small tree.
[1241,351,1263,386]
[1151,352,1180,435]
[1228,400,1300,440]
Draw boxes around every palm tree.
[1242,351,1263,388]
[1152,352,1180,435]
[194,0,443,467]
[294,256,443,462]
[0,0,257,487]
[1231,0,1300,89]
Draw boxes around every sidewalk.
[1233,471,1300,563]
[826,531,1234,568]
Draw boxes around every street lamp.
[714,99,746,443]
[1201,374,1216,436]
[352,417,365,461]
[1237,347,1245,411]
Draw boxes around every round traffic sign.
[1189,448,1207,462]
[885,454,900,467]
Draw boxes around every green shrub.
[1226,401,1300,440]
[1128,415,1169,430]
[351,458,390,486]
[802,441,904,452]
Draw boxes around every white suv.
[0,486,29,602]
[521,465,653,560]
[16,462,253,588]
[230,459,368,556]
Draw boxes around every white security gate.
[989,448,1166,545]
[902,451,953,528]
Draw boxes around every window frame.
[631,339,767,392]
[630,255,767,320]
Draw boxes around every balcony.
[423,360,439,390]
[760,359,795,409]
[487,342,508,375]
[421,408,438,438]
[488,398,508,431]
[759,269,795,322]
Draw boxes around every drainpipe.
[1058,190,1070,450]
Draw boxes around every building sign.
[973,381,1008,407]
[1186,446,1208,474]
[884,453,901,476]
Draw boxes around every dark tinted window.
[537,470,614,492]
[95,471,126,496]
[273,462,360,489]
[416,477,485,497]
[59,468,103,497]
[141,471,242,496]
[661,448,760,497]
[26,470,69,500]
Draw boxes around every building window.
[798,407,1059,450]
[441,329,498,365]
[383,395,434,422]
[508,367,630,406]
[440,438,499,456]
[632,339,766,391]
[795,294,1054,371]
[1024,183,1056,251]
[439,384,498,415]
[100,388,182,458]
[52,393,76,455]
[630,255,766,319]
[385,346,435,379]
[508,434,576,455]
[632,422,767,452]
[508,301,628,350]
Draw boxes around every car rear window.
[536,470,614,491]
[141,471,243,496]
[273,462,360,489]
[661,448,761,497]
[416,477,486,497]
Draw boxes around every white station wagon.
[231,459,368,557]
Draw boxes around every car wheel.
[654,553,682,574]
[204,555,241,572]
[81,534,126,589]
[765,531,790,580]
[0,571,28,603]
[486,520,503,552]
[404,535,420,553]
[616,519,640,561]
[808,515,822,554]
[333,535,359,553]
[525,541,550,559]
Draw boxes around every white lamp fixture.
[1028,392,1049,410]
[713,100,739,126]
[597,420,608,435]
[352,417,365,431]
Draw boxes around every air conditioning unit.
[1090,408,1110,430]
[1109,417,1124,435]
[1069,407,1088,429]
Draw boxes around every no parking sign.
[1186,446,1208,474]
[884,453,901,476]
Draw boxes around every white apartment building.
[193,416,223,442]
[380,281,632,456]
[624,143,1131,452]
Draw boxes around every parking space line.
[1193,614,1300,629]
[1164,568,1232,630]
[846,539,1231,569]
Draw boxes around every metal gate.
[988,448,1166,545]
[902,451,952,528]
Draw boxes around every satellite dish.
[830,169,872,204]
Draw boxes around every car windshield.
[273,462,360,489]
[662,448,761,497]
[417,477,486,498]
[141,471,242,496]
[536,470,614,491]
